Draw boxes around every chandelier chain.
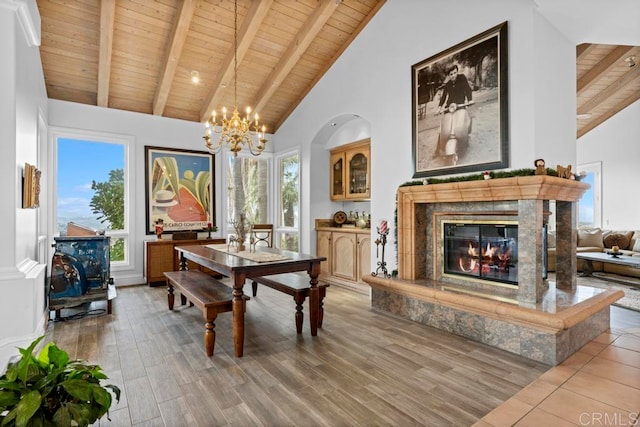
[202,0,267,157]
[233,0,238,108]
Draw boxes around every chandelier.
[203,0,267,156]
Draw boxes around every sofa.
[547,228,640,279]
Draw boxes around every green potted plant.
[0,336,120,426]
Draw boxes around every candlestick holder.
[372,226,391,278]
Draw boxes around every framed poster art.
[144,146,215,235]
[22,162,41,209]
[411,21,509,178]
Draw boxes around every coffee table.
[577,252,640,286]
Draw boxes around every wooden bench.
[251,272,329,333]
[164,270,248,357]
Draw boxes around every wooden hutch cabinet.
[144,238,224,286]
[330,139,370,201]
[315,220,371,293]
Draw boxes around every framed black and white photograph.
[411,21,509,178]
[144,146,214,235]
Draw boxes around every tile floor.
[475,319,640,426]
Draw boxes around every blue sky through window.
[579,172,595,226]
[57,138,124,231]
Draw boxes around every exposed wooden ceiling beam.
[577,45,634,95]
[153,0,196,116]
[199,0,273,122]
[275,0,387,131]
[97,0,116,107]
[252,0,340,117]
[578,64,640,114]
[578,90,640,138]
[576,43,595,60]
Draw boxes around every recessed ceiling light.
[190,70,200,84]
[331,122,337,126]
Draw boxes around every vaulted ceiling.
[576,43,640,137]
[37,0,384,134]
[37,1,638,137]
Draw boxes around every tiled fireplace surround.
[364,176,623,365]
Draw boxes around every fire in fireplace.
[443,221,518,286]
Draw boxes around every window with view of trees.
[277,152,299,251]
[226,155,270,225]
[55,133,129,265]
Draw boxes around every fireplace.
[364,176,623,365]
[443,221,518,286]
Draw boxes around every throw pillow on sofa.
[631,231,640,252]
[578,228,604,249]
[603,231,633,250]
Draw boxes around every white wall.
[577,100,640,230]
[0,0,49,367]
[276,0,575,265]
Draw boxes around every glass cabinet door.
[330,152,344,200]
[346,145,370,200]
[329,139,370,201]
[348,153,367,195]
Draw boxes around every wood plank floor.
[44,283,638,426]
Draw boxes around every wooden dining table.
[174,244,326,357]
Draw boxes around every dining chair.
[251,224,273,250]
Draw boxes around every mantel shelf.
[399,175,589,204]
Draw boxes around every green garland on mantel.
[391,168,579,276]
[398,167,573,188]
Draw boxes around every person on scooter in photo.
[434,64,473,158]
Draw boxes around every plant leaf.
[45,345,69,369]
[1,407,18,426]
[105,384,121,402]
[61,379,94,402]
[52,404,73,427]
[0,390,20,407]
[36,342,53,367]
[92,386,111,410]
[15,390,41,427]
[0,380,22,391]
[16,336,44,383]
[65,402,93,426]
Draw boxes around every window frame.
[50,127,134,271]
[275,149,300,251]
[577,161,602,229]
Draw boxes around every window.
[53,129,131,267]
[277,151,300,251]
[225,153,271,225]
[577,162,602,228]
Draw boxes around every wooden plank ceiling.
[577,43,640,138]
[37,0,385,133]
[38,1,638,138]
